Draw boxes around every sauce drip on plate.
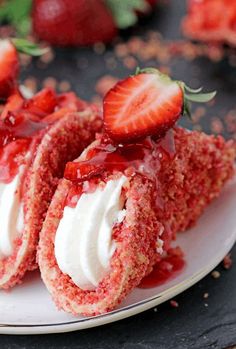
[139,247,185,289]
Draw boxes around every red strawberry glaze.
[23,88,57,117]
[0,112,49,183]
[57,92,87,111]
[0,88,87,184]
[0,93,24,120]
[139,247,185,288]
[64,130,176,208]
[0,139,31,183]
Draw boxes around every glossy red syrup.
[0,139,31,183]
[57,92,87,112]
[139,247,185,289]
[0,112,48,183]
[64,130,176,208]
[0,87,88,183]
[0,88,66,183]
[65,130,176,183]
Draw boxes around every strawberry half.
[103,68,216,143]
[23,88,57,117]
[1,93,24,120]
[0,40,19,100]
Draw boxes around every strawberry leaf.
[11,38,49,56]
[184,84,203,94]
[180,81,216,118]
[0,0,32,36]
[105,0,148,29]
[185,91,216,103]
[183,99,191,119]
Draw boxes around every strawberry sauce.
[0,88,76,183]
[0,112,48,183]
[64,130,176,183]
[139,247,185,289]
[64,130,176,208]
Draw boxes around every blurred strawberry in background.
[0,0,157,46]
[183,0,236,47]
[32,0,118,46]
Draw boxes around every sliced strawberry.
[1,93,24,120]
[0,40,19,100]
[104,70,183,142]
[65,161,105,182]
[64,151,126,182]
[104,68,216,143]
[23,88,57,117]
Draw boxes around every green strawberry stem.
[11,38,49,56]
[105,0,149,29]
[181,82,216,117]
[136,67,217,118]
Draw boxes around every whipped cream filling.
[55,175,128,290]
[0,173,24,258]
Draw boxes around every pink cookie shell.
[39,127,236,316]
[157,127,236,237]
[0,108,102,289]
[39,172,163,316]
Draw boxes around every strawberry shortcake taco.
[39,69,236,316]
[0,41,102,289]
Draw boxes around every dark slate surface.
[0,0,236,348]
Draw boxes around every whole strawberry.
[0,0,155,46]
[32,0,117,46]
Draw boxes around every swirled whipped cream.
[55,175,128,290]
[0,173,24,258]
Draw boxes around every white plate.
[0,179,236,335]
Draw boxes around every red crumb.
[58,80,71,92]
[93,42,106,55]
[42,77,58,90]
[225,110,236,134]
[123,56,138,70]
[203,292,209,299]
[95,75,119,97]
[23,77,38,94]
[170,300,179,308]
[39,48,55,64]
[211,118,224,134]
[223,254,233,270]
